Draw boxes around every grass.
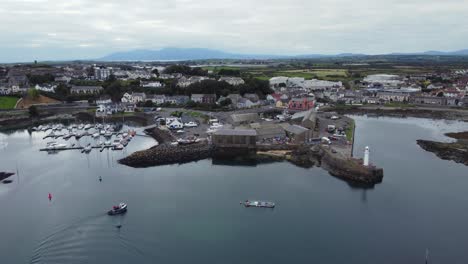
[246,68,350,82]
[0,96,19,110]
[345,120,355,142]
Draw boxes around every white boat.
[100,129,105,135]
[46,142,67,150]
[82,144,92,153]
[112,139,121,146]
[84,124,92,130]
[78,124,84,130]
[104,131,113,137]
[210,123,223,129]
[92,132,100,138]
[113,144,124,150]
[176,130,185,134]
[104,141,112,146]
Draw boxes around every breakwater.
[119,142,214,168]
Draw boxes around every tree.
[151,69,159,75]
[55,84,70,99]
[220,98,232,107]
[28,88,40,99]
[28,105,39,117]
[185,100,197,108]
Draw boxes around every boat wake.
[29,214,154,264]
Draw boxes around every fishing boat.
[242,200,275,208]
[92,132,100,138]
[104,131,113,138]
[84,124,92,130]
[107,202,127,215]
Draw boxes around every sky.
[0,0,468,62]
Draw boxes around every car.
[184,121,198,128]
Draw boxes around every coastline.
[417,131,468,166]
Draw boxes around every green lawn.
[345,120,355,142]
[0,96,19,110]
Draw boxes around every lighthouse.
[363,146,370,166]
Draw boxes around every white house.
[121,92,132,103]
[219,77,245,86]
[35,84,56,93]
[141,81,163,88]
[131,92,146,103]
[147,95,166,105]
[167,119,184,130]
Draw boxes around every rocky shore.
[331,107,468,122]
[119,142,214,168]
[417,131,468,166]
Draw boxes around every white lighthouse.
[363,146,370,166]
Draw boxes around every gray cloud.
[0,0,467,62]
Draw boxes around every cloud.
[0,0,467,61]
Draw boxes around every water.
[1,117,468,264]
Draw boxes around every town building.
[94,67,114,80]
[212,129,257,149]
[219,77,245,86]
[288,97,315,111]
[191,94,216,104]
[70,85,103,94]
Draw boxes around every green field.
[0,96,19,110]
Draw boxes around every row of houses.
[177,76,245,88]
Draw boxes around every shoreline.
[417,131,468,166]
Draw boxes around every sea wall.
[119,142,214,168]
[319,146,383,184]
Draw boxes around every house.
[94,67,113,80]
[0,87,11,95]
[147,94,166,105]
[191,94,217,104]
[131,92,146,103]
[141,81,163,88]
[54,76,71,83]
[167,119,184,130]
[288,97,315,111]
[219,77,244,86]
[121,92,132,103]
[212,129,257,149]
[279,124,313,144]
[252,123,286,141]
[165,95,190,105]
[70,85,103,94]
[236,98,256,109]
[409,96,447,105]
[96,95,112,105]
[159,74,175,79]
[227,94,242,105]
[35,84,56,93]
[376,90,411,102]
[177,77,191,87]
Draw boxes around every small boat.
[104,141,112,146]
[82,144,92,153]
[92,132,100,138]
[104,131,113,138]
[84,124,92,130]
[242,200,275,208]
[113,144,124,150]
[78,124,84,130]
[100,129,105,135]
[107,202,127,215]
[46,142,67,150]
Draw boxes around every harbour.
[1,116,468,264]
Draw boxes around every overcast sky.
[0,0,467,62]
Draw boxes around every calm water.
[1,117,468,264]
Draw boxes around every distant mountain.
[99,47,468,61]
[99,47,280,61]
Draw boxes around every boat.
[92,132,100,138]
[112,139,121,147]
[100,129,105,135]
[104,131,113,138]
[84,124,92,130]
[104,140,112,146]
[107,202,127,215]
[82,144,92,153]
[184,121,198,128]
[242,200,275,208]
[78,124,84,130]
[46,142,67,150]
[177,136,199,145]
[113,144,124,150]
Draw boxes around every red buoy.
[48,193,52,201]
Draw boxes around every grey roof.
[230,113,259,123]
[71,85,103,91]
[280,124,309,135]
[214,129,257,136]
